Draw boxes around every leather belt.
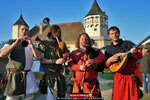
[7,70,31,97]
[45,68,61,75]
[117,72,135,75]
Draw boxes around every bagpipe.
[55,36,69,58]
[37,17,69,75]
[55,36,69,75]
[85,46,105,72]
[36,17,69,58]
[35,36,60,56]
[81,45,105,91]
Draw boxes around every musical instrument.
[35,36,65,58]
[86,46,105,72]
[21,34,29,47]
[21,40,28,47]
[55,37,69,57]
[81,46,105,90]
[55,37,69,75]
[42,17,69,75]
[81,53,88,90]
[43,17,50,25]
[110,34,150,72]
[42,17,69,57]
[35,36,56,51]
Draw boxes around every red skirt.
[112,73,138,100]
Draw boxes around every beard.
[81,42,89,48]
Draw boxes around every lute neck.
[121,34,150,60]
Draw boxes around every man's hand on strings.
[130,47,137,55]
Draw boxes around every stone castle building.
[12,0,110,51]
[84,0,110,48]
[12,14,29,39]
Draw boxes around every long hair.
[76,33,91,48]
[50,25,62,41]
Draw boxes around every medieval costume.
[38,40,66,99]
[2,39,39,98]
[68,48,105,99]
[105,39,142,100]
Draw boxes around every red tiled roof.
[30,22,85,43]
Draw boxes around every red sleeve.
[68,52,80,71]
[105,61,110,68]
[93,50,105,65]
[133,49,142,60]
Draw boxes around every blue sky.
[0,0,150,44]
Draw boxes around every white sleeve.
[1,44,10,50]
[32,42,38,48]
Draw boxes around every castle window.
[104,17,108,20]
[94,28,97,31]
[95,24,99,27]
[90,24,94,27]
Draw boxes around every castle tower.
[12,14,28,39]
[84,0,110,48]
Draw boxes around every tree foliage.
[0,41,6,49]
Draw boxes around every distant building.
[12,0,110,51]
[29,22,85,52]
[141,40,150,55]
[122,37,126,41]
[84,0,110,48]
[12,14,29,39]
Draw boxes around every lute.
[110,34,150,72]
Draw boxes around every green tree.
[0,41,6,49]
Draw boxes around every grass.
[64,72,72,79]
[99,71,114,80]
[66,71,114,80]
[139,91,150,100]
